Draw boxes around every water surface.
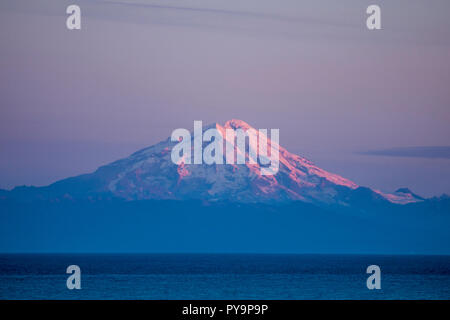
[1,254,449,299]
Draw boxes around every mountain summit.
[3,120,420,205]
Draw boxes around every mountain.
[394,188,425,201]
[1,119,449,254]
[2,119,422,206]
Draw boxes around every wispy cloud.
[95,0,357,28]
[3,0,449,46]
[0,0,365,36]
[360,146,450,159]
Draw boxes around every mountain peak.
[394,188,424,200]
[223,119,252,130]
[1,120,425,205]
[396,187,413,194]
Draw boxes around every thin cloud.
[360,146,450,159]
[95,0,358,29]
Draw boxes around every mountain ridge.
[1,119,425,206]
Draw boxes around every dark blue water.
[0,254,449,299]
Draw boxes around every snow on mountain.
[3,119,422,205]
[64,119,415,205]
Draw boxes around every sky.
[0,0,450,197]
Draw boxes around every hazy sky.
[1,0,450,196]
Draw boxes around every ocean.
[0,254,449,300]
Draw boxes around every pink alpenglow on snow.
[171,120,280,176]
[102,119,421,204]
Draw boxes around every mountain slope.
[3,119,420,205]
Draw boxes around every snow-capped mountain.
[2,119,422,205]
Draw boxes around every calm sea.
[0,254,449,299]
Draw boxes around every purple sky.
[1,0,450,196]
